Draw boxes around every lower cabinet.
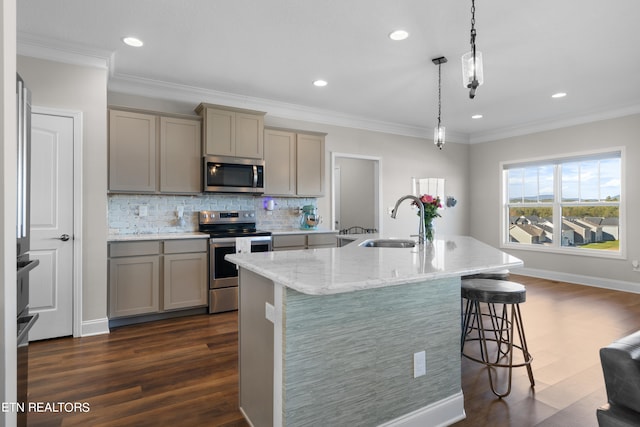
[164,240,208,311]
[108,239,207,319]
[272,232,337,251]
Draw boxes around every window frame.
[500,147,626,260]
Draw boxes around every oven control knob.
[249,213,255,218]
[243,213,249,218]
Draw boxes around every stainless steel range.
[199,210,271,313]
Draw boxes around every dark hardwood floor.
[27,275,640,426]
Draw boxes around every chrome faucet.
[391,195,426,245]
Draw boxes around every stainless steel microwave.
[203,156,265,194]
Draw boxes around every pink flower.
[412,194,442,221]
[420,195,433,204]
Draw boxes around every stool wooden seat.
[461,278,534,398]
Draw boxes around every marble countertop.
[269,228,337,235]
[226,234,523,295]
[107,232,210,242]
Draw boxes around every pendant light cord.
[437,62,442,128]
[471,0,477,82]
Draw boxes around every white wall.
[469,113,640,288]
[1,0,17,423]
[108,91,472,239]
[17,56,109,325]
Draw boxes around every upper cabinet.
[109,109,201,194]
[264,128,296,196]
[264,127,326,197]
[159,116,201,193]
[195,103,266,159]
[109,110,157,192]
[296,132,325,197]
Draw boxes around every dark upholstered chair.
[598,331,640,426]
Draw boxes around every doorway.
[331,153,382,234]
[29,108,82,340]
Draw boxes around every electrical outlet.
[177,206,184,218]
[413,351,426,378]
[387,207,395,215]
[139,205,148,217]
[633,260,640,272]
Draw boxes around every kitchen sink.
[359,239,416,248]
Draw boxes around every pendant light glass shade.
[432,56,447,150]
[434,125,445,150]
[461,50,483,88]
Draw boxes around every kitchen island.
[226,235,523,427]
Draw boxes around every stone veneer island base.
[227,235,523,427]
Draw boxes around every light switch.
[265,302,275,323]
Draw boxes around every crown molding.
[108,72,471,143]
[23,32,639,145]
[470,102,640,144]
[17,32,114,71]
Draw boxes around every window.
[502,150,623,257]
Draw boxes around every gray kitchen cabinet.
[307,233,337,248]
[264,127,326,196]
[272,234,307,251]
[195,103,266,159]
[160,116,202,193]
[264,128,296,195]
[109,110,158,192]
[109,108,201,194]
[163,240,208,310]
[108,241,161,318]
[108,239,208,320]
[272,232,337,251]
[296,132,325,197]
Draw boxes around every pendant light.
[432,56,447,150]
[462,0,483,99]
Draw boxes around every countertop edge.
[108,232,210,242]
[270,228,337,235]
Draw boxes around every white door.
[29,113,74,340]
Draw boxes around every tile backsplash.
[108,194,318,234]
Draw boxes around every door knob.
[59,234,70,241]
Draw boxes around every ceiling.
[16,0,640,143]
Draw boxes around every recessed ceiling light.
[551,92,567,98]
[472,114,483,119]
[313,80,328,87]
[388,30,409,41]
[122,37,144,47]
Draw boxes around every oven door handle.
[210,238,238,246]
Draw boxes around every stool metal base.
[461,298,535,398]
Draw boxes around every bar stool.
[461,269,510,281]
[461,278,534,398]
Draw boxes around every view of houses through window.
[503,151,621,253]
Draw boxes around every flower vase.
[424,221,434,243]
